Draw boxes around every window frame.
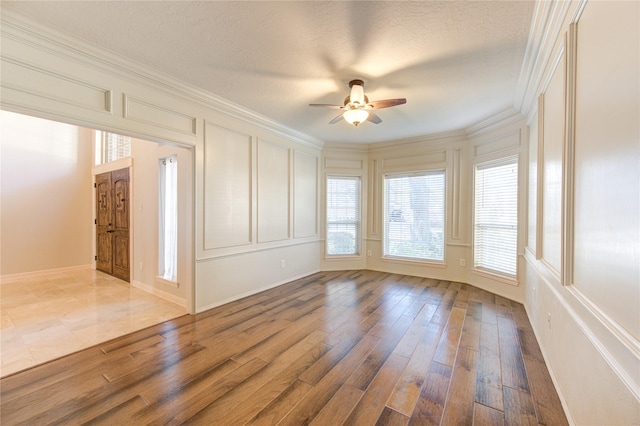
[382,169,446,264]
[325,175,362,257]
[472,155,519,281]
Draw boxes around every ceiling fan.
[309,79,407,127]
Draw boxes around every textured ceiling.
[2,1,536,144]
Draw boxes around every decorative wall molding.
[369,159,379,237]
[562,24,578,287]
[524,251,640,403]
[293,150,319,239]
[256,138,291,244]
[515,0,574,117]
[472,129,522,158]
[202,122,253,251]
[2,56,112,114]
[123,94,197,137]
[324,158,363,170]
[538,44,566,279]
[451,148,461,240]
[382,150,447,170]
[535,95,544,260]
[368,129,466,153]
[0,11,323,149]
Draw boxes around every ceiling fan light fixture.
[343,108,369,126]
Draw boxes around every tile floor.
[0,268,186,377]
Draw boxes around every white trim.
[465,108,524,138]
[132,280,186,308]
[1,264,91,283]
[524,251,640,402]
[523,303,576,426]
[0,11,323,149]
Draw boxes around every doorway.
[95,168,130,282]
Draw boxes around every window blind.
[326,176,361,256]
[95,131,131,165]
[474,157,518,277]
[383,171,445,261]
[158,156,178,282]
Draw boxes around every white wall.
[0,11,322,313]
[196,117,321,312]
[522,1,639,424]
[0,110,93,275]
[127,138,193,305]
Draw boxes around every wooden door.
[95,168,130,282]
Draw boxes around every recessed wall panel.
[294,151,318,238]
[203,123,252,249]
[541,53,564,275]
[527,114,538,254]
[124,95,196,136]
[473,131,521,158]
[257,139,290,243]
[2,57,111,112]
[572,1,640,340]
[382,151,446,169]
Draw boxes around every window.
[158,156,178,282]
[326,176,361,256]
[474,157,518,277]
[94,130,131,165]
[384,171,445,262]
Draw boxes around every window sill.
[381,256,446,269]
[324,254,363,261]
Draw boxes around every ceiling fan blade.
[309,104,344,109]
[367,98,407,109]
[367,111,382,124]
[329,113,344,124]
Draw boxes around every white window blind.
[326,176,361,256]
[474,157,518,277]
[95,131,131,165]
[383,171,445,261]
[158,156,178,282]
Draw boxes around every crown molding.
[368,129,467,153]
[0,10,324,149]
[465,107,525,138]
[514,0,576,118]
[322,142,370,154]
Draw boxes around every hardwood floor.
[0,270,567,425]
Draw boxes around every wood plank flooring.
[0,270,568,425]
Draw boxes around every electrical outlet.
[281,259,286,268]
[139,262,143,272]
[547,312,552,330]
[367,250,372,257]
[459,258,466,267]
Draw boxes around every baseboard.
[0,264,91,284]
[524,303,576,426]
[131,280,186,308]
[196,270,320,314]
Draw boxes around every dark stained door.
[95,168,130,282]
